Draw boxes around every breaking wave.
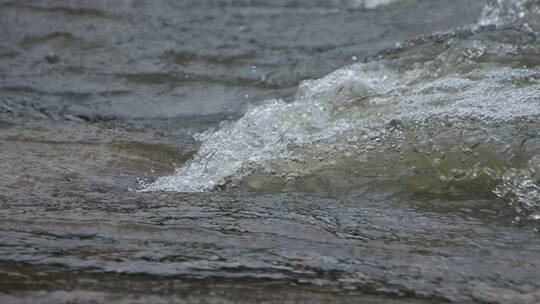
[144,0,540,218]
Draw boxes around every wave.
[143,0,540,219]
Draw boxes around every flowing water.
[1,0,540,303]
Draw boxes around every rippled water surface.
[1,0,540,303]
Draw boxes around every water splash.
[489,157,540,221]
[143,0,540,215]
[479,0,540,28]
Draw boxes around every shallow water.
[1,0,540,303]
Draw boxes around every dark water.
[2,0,540,303]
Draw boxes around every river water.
[1,0,540,303]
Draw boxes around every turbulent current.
[145,0,540,221]
[2,0,540,303]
